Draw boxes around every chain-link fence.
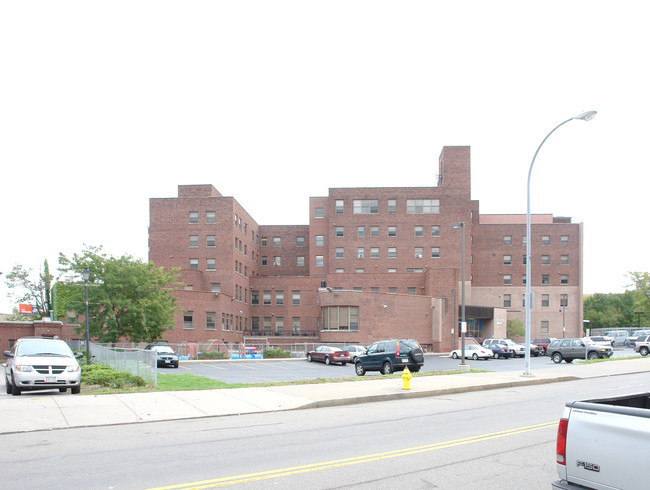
[90,343,157,387]
[88,341,357,362]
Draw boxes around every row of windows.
[182,311,305,335]
[322,306,359,330]
[503,235,570,246]
[251,316,302,334]
[183,311,246,332]
[336,247,441,259]
[258,225,444,249]
[257,246,443,268]
[323,199,441,216]
[188,211,261,246]
[190,235,254,257]
[503,254,570,265]
[503,293,569,308]
[251,290,301,306]
[503,274,570,285]
[319,225,443,241]
[261,236,307,247]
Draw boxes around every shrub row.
[81,364,147,388]
[262,347,291,358]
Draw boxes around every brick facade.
[147,146,583,351]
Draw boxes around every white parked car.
[450,344,492,360]
[604,330,628,346]
[484,338,526,358]
[4,337,83,396]
[584,336,614,347]
[633,335,650,356]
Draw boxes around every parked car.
[529,343,545,356]
[547,338,613,363]
[4,337,83,396]
[451,344,493,360]
[533,337,556,354]
[633,335,650,356]
[483,342,513,359]
[584,335,614,347]
[145,344,180,368]
[344,345,367,363]
[624,330,650,347]
[604,330,628,346]
[354,339,424,376]
[483,338,526,358]
[307,346,350,365]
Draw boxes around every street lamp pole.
[525,110,597,376]
[634,311,643,329]
[452,222,466,367]
[82,268,90,365]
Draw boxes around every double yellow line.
[149,421,557,489]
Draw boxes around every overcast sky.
[1,1,648,314]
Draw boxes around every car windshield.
[16,340,74,357]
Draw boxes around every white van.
[604,330,628,347]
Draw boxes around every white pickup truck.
[553,393,650,489]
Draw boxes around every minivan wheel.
[381,362,393,375]
[355,362,366,376]
[551,352,563,364]
[11,374,21,396]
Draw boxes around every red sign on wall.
[19,304,33,314]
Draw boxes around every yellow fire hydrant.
[402,366,412,390]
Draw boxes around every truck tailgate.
[562,401,650,489]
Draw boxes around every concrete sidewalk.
[2,357,649,434]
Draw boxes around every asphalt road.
[163,346,640,384]
[4,372,648,489]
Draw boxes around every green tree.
[507,318,524,338]
[628,272,650,328]
[3,260,54,319]
[584,290,638,330]
[58,246,182,343]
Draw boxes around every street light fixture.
[524,110,597,376]
[82,268,90,365]
[452,222,467,368]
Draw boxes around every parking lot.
[163,346,642,384]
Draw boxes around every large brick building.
[148,146,583,352]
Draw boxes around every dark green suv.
[354,339,424,376]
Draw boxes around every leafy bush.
[263,347,291,358]
[507,318,525,339]
[81,364,146,388]
[197,351,228,359]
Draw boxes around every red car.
[306,346,351,365]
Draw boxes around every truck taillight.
[556,418,568,465]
